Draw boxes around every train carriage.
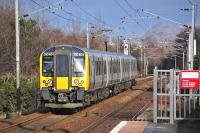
[39,44,137,108]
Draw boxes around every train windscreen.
[56,55,68,77]
[73,56,85,77]
[43,56,53,77]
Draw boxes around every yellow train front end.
[39,45,90,108]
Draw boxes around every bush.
[0,73,16,113]
[0,73,36,114]
[20,76,35,113]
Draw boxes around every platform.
[110,120,200,133]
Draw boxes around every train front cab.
[40,46,90,108]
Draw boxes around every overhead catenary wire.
[113,0,146,31]
[123,0,150,29]
[186,0,193,5]
[29,0,131,41]
[71,0,105,25]
[69,0,126,39]
[92,23,123,38]
[43,0,89,23]
[30,0,74,22]
[141,9,186,26]
[23,0,67,17]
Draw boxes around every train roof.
[44,44,136,60]
[81,48,136,60]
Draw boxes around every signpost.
[180,70,199,89]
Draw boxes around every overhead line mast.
[188,4,197,70]
[15,0,20,112]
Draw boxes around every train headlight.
[48,79,52,84]
[74,79,79,85]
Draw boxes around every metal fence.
[153,68,200,124]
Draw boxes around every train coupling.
[57,93,69,103]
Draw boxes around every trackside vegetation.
[0,74,36,115]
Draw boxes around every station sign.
[180,70,199,89]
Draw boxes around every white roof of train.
[44,44,136,60]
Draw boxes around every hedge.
[0,73,36,114]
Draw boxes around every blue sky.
[21,0,200,37]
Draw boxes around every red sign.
[180,70,199,89]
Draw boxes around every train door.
[54,48,72,91]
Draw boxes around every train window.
[123,60,124,72]
[115,60,117,73]
[125,62,127,72]
[113,60,115,73]
[97,61,99,75]
[43,56,53,77]
[97,61,98,75]
[95,61,97,75]
[104,61,106,74]
[98,61,101,75]
[99,61,101,75]
[56,55,68,77]
[111,59,114,74]
[126,61,128,72]
[95,61,99,76]
[127,61,129,72]
[117,60,119,73]
[124,61,126,72]
[97,60,101,76]
[114,60,117,73]
[112,60,115,73]
[73,56,85,77]
[115,60,116,72]
[110,59,112,74]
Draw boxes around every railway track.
[0,77,152,133]
[34,78,153,133]
[78,91,152,133]
[0,112,53,133]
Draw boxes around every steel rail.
[131,102,151,120]
[78,91,149,133]
[0,112,52,133]
[32,76,153,132]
